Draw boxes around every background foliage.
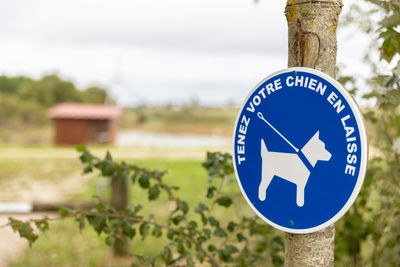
[0,74,110,144]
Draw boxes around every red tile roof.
[48,103,122,120]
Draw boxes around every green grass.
[5,149,250,266]
[9,220,109,267]
[0,158,81,182]
[119,105,237,136]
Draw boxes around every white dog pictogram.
[256,112,332,207]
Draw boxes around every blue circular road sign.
[233,67,367,233]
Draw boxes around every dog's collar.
[297,151,314,172]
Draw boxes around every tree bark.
[284,0,342,266]
[110,175,129,256]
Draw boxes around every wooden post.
[284,0,342,266]
[110,175,129,256]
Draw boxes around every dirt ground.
[0,170,88,267]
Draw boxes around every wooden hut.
[48,103,122,145]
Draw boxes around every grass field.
[0,145,248,266]
[119,105,237,136]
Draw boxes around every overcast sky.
[0,0,370,106]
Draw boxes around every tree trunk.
[284,0,342,266]
[110,175,129,256]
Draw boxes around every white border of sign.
[232,67,368,234]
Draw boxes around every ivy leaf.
[216,196,232,207]
[148,185,160,200]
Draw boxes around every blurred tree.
[0,76,32,95]
[20,74,81,107]
[81,86,108,104]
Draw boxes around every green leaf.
[105,151,112,160]
[138,175,150,189]
[213,227,227,237]
[92,215,107,235]
[105,236,114,246]
[122,221,136,239]
[206,186,217,198]
[8,217,23,232]
[58,207,73,217]
[208,217,220,228]
[186,256,195,267]
[167,229,175,240]
[131,172,138,184]
[196,251,205,263]
[172,215,185,225]
[139,222,150,240]
[76,144,86,152]
[208,244,217,252]
[216,196,232,207]
[134,204,143,214]
[79,151,92,163]
[162,247,173,265]
[74,214,86,232]
[152,225,162,238]
[83,165,93,174]
[203,228,211,239]
[34,220,49,232]
[218,245,239,262]
[17,222,38,247]
[237,233,247,242]
[177,239,186,255]
[188,220,198,231]
[195,203,208,214]
[179,201,189,214]
[148,184,160,200]
[101,160,115,176]
[227,221,238,232]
